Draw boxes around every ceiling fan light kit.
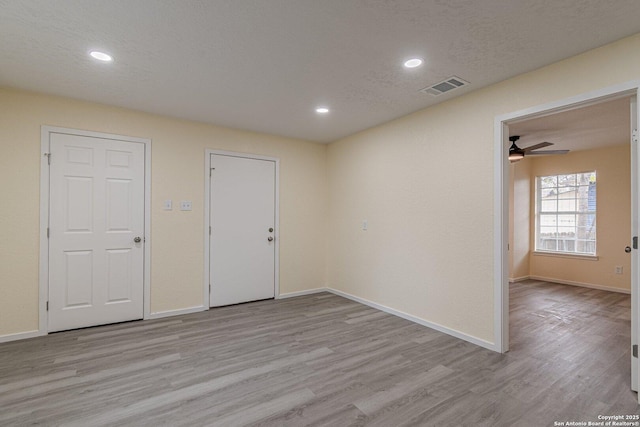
[509,142,525,162]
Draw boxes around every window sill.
[533,251,599,261]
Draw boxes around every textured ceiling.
[2,1,640,143]
[509,97,631,154]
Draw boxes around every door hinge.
[633,129,638,144]
[209,283,211,292]
[210,167,215,177]
[46,301,49,311]
[209,226,211,235]
[45,153,51,165]
[634,236,638,250]
[47,227,50,238]
[634,344,638,358]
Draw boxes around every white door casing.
[631,94,639,394]
[44,129,148,332]
[208,153,277,307]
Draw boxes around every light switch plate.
[163,200,172,210]
[181,201,192,211]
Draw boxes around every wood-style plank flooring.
[1,280,638,426]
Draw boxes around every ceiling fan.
[508,135,569,162]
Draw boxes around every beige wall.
[4,32,640,346]
[509,158,532,280]
[327,33,640,344]
[0,87,327,336]
[529,144,631,292]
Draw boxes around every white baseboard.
[326,288,497,352]
[147,305,208,320]
[528,275,630,294]
[1,306,208,343]
[2,288,502,352]
[0,329,44,344]
[277,288,328,299]
[509,275,530,283]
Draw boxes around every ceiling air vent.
[420,76,469,96]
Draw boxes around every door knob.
[134,237,142,243]
[267,236,274,242]
[625,246,632,253]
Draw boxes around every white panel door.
[49,133,145,332]
[209,154,275,307]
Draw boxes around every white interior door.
[209,154,276,307]
[48,132,145,332]
[632,94,640,397]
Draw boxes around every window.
[535,171,596,255]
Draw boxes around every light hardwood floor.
[1,280,638,426]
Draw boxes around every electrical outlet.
[181,201,192,211]
[615,266,623,275]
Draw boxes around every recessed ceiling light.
[90,51,113,62]
[403,58,423,68]
[315,107,330,114]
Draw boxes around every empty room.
[2,1,640,425]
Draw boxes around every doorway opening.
[508,96,631,291]
[494,81,640,402]
[506,96,633,398]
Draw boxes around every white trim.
[493,120,510,353]
[276,288,498,351]
[39,127,51,335]
[39,126,152,336]
[0,330,45,344]
[532,251,598,261]
[509,276,530,283]
[631,96,638,393]
[143,137,152,320]
[494,80,640,354]
[277,288,327,299]
[528,275,631,294]
[203,151,211,308]
[147,305,207,320]
[6,284,499,348]
[326,288,497,352]
[204,149,281,308]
